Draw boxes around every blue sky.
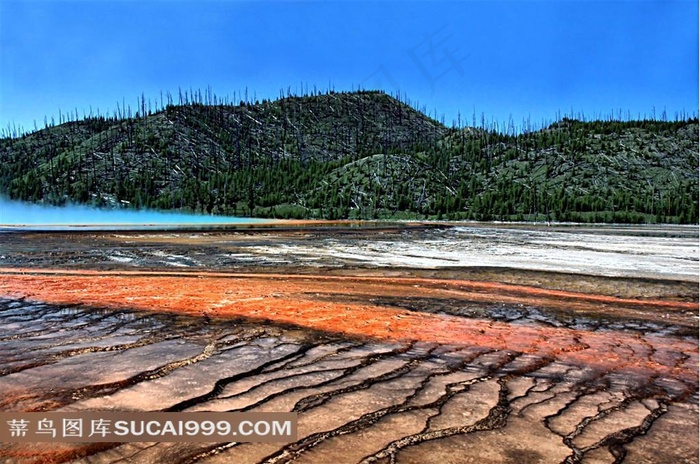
[1,0,697,134]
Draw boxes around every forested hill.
[1,90,698,223]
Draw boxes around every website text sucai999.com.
[0,412,297,443]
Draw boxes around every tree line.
[1,89,697,224]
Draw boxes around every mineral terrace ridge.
[0,222,697,464]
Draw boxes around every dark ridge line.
[219,367,354,401]
[350,354,556,463]
[560,398,670,464]
[0,335,178,377]
[292,343,421,413]
[559,395,645,463]
[244,349,433,415]
[259,369,479,463]
[1,328,284,410]
[0,305,159,343]
[599,401,669,464]
[179,343,419,463]
[516,387,570,418]
[275,342,362,371]
[264,366,356,400]
[258,348,487,463]
[260,349,520,463]
[165,344,315,412]
[359,377,512,463]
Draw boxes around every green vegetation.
[1,90,697,223]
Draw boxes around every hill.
[1,91,697,223]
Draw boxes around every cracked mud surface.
[0,223,697,463]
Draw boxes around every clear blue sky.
[1,0,697,134]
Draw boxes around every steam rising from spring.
[0,198,272,230]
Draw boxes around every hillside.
[1,90,698,223]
